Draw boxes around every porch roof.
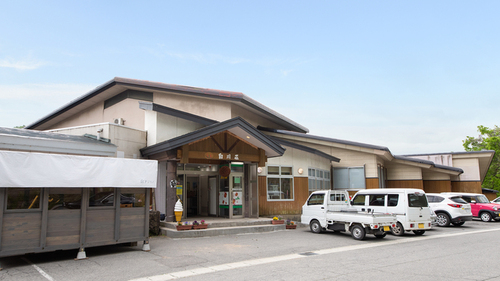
[140,117,285,158]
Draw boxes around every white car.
[426,193,472,226]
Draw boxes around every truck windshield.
[408,193,428,207]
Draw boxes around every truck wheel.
[310,220,322,234]
[480,212,492,222]
[391,222,405,236]
[375,232,386,239]
[413,230,425,236]
[350,225,366,240]
[436,213,451,227]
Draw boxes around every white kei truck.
[301,190,397,240]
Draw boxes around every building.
[0,127,157,261]
[24,77,495,221]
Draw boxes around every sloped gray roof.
[26,77,309,133]
[258,126,391,152]
[0,127,116,156]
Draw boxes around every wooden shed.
[0,149,157,267]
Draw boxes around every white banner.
[0,150,157,188]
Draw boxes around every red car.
[442,193,500,222]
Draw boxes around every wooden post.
[78,188,88,257]
[40,188,49,249]
[258,149,267,167]
[114,188,121,242]
[166,160,178,222]
[0,188,4,253]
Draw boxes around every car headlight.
[494,206,498,211]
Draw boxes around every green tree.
[14,125,25,129]
[463,125,500,192]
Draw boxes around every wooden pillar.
[258,149,267,167]
[155,162,167,216]
[165,160,178,222]
[40,188,49,249]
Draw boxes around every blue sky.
[1,1,499,155]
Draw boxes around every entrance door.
[186,176,198,216]
[230,173,244,218]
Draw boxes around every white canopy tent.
[0,150,157,188]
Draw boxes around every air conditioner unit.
[113,118,124,125]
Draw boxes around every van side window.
[388,194,399,207]
[369,194,385,206]
[308,194,325,205]
[330,193,346,202]
[351,194,366,206]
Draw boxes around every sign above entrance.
[186,151,260,162]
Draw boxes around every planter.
[176,225,193,231]
[193,224,208,229]
[272,220,284,225]
[286,225,297,229]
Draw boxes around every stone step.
[160,224,289,238]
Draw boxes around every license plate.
[418,223,424,229]
[383,226,390,231]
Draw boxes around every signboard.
[176,185,183,195]
[233,191,242,205]
[219,191,228,206]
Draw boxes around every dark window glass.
[351,194,366,206]
[89,188,114,207]
[120,188,146,208]
[408,193,428,207]
[369,194,385,206]
[450,197,467,204]
[388,194,399,207]
[49,188,82,210]
[308,194,325,205]
[7,188,41,210]
[330,193,346,202]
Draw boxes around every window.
[49,188,82,210]
[308,168,331,192]
[7,188,41,210]
[89,188,114,207]
[333,167,366,190]
[408,193,428,207]
[307,194,325,205]
[369,194,385,206]
[267,166,294,200]
[330,193,346,202]
[351,194,366,206]
[450,196,467,204]
[388,194,399,207]
[120,188,146,208]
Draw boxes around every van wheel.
[413,230,425,236]
[310,220,322,233]
[480,212,492,222]
[391,222,405,236]
[436,213,451,227]
[351,225,366,240]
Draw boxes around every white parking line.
[21,257,55,281]
[130,227,500,281]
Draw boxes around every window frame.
[267,165,294,201]
[308,167,331,192]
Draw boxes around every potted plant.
[286,220,297,229]
[192,219,208,229]
[272,216,284,225]
[176,221,192,231]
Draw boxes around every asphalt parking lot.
[2,219,500,281]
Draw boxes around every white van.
[350,188,432,236]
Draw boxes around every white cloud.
[0,83,94,101]
[0,56,46,70]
